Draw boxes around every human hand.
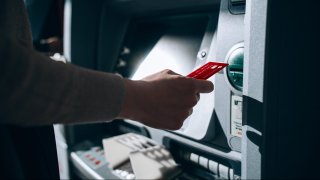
[118,69,214,130]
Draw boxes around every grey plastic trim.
[63,0,72,62]
[241,0,268,179]
[213,0,244,152]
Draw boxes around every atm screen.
[116,15,208,79]
[131,31,203,80]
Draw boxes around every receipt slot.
[225,42,244,92]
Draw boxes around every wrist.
[118,79,137,119]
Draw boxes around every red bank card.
[187,62,229,80]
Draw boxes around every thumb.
[192,79,214,93]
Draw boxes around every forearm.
[0,38,125,126]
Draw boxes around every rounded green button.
[226,47,244,91]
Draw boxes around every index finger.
[192,79,214,93]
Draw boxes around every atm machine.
[56,0,320,179]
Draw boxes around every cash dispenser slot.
[228,0,246,14]
[230,0,245,6]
